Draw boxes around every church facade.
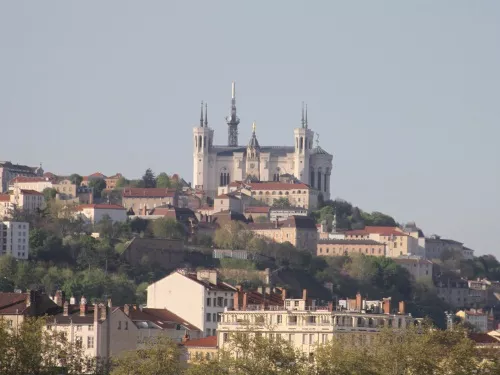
[192,82,333,200]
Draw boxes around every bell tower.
[293,103,314,183]
[193,101,213,191]
[245,122,260,181]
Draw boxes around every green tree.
[156,172,171,188]
[151,218,185,239]
[111,336,183,375]
[88,178,107,198]
[42,187,57,201]
[128,179,145,188]
[69,173,83,187]
[272,197,292,208]
[114,176,130,189]
[142,168,156,188]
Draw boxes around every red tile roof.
[10,176,49,184]
[245,206,270,213]
[20,189,44,196]
[125,306,201,331]
[88,172,107,178]
[469,333,500,344]
[183,336,217,348]
[0,293,29,314]
[122,188,177,198]
[345,226,406,237]
[229,181,311,191]
[0,194,10,202]
[76,204,125,210]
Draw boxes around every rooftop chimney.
[398,301,406,315]
[196,269,218,286]
[94,304,99,322]
[54,290,63,307]
[383,297,392,315]
[107,298,112,309]
[63,301,69,316]
[242,292,248,310]
[302,289,308,301]
[80,296,87,317]
[124,304,130,316]
[69,296,76,305]
[100,303,107,321]
[356,292,363,311]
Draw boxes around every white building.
[218,295,421,355]
[0,221,29,259]
[270,207,308,222]
[9,176,53,193]
[147,269,237,337]
[393,256,433,280]
[456,309,489,333]
[192,82,333,199]
[74,204,127,224]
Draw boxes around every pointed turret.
[200,101,204,127]
[248,121,260,149]
[226,81,240,146]
[204,102,208,127]
[301,102,305,128]
[246,121,260,180]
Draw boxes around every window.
[217,297,224,307]
[46,324,52,330]
[88,325,93,331]
[302,334,307,344]
[118,321,122,330]
[212,328,216,336]
[277,315,282,324]
[206,329,211,336]
[76,325,82,331]
[206,298,211,306]
[217,313,221,322]
[125,321,128,330]
[206,313,211,322]
[212,313,216,322]
[87,336,94,349]
[213,298,216,306]
[75,336,83,348]
[224,299,228,307]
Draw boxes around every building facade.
[0,161,43,193]
[122,188,178,212]
[247,216,318,251]
[192,83,333,200]
[0,221,29,259]
[393,256,433,280]
[456,309,489,333]
[74,204,127,224]
[317,239,386,257]
[147,270,237,337]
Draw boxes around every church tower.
[293,103,315,183]
[245,122,260,181]
[225,81,240,146]
[193,102,214,191]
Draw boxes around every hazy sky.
[1,1,499,256]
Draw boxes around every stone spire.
[305,104,309,128]
[301,102,305,128]
[226,81,240,146]
[204,102,208,127]
[200,101,204,127]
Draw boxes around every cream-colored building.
[74,204,127,224]
[0,221,29,259]
[247,215,318,251]
[9,176,53,192]
[218,296,420,355]
[11,188,45,213]
[345,226,419,258]
[183,336,217,362]
[393,256,433,280]
[147,270,237,337]
[228,181,318,211]
[122,188,178,212]
[53,179,77,199]
[317,239,386,257]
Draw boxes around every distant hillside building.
[0,221,29,259]
[0,161,43,193]
[317,239,386,257]
[122,188,178,212]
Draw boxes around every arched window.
[317,168,322,191]
[219,168,230,186]
[310,168,315,188]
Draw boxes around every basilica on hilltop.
[192,82,333,199]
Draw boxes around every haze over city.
[1,0,498,256]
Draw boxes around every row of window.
[318,247,383,255]
[206,297,233,307]
[206,313,222,322]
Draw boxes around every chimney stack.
[124,304,130,316]
[100,303,107,320]
[79,296,87,317]
[242,292,248,310]
[383,297,392,314]
[182,333,190,343]
[70,296,76,305]
[63,301,69,316]
[302,289,308,301]
[107,298,112,309]
[398,301,406,315]
[355,292,363,311]
[233,291,240,310]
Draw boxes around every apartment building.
[74,204,127,224]
[104,173,123,190]
[435,278,470,308]
[9,176,53,192]
[11,188,45,213]
[247,215,318,251]
[344,226,419,258]
[147,269,237,337]
[317,239,386,257]
[425,234,474,260]
[218,292,420,355]
[456,309,489,333]
[227,181,318,210]
[0,221,29,259]
[0,161,43,193]
[122,188,178,212]
[393,256,433,280]
[53,179,77,199]
[0,291,57,331]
